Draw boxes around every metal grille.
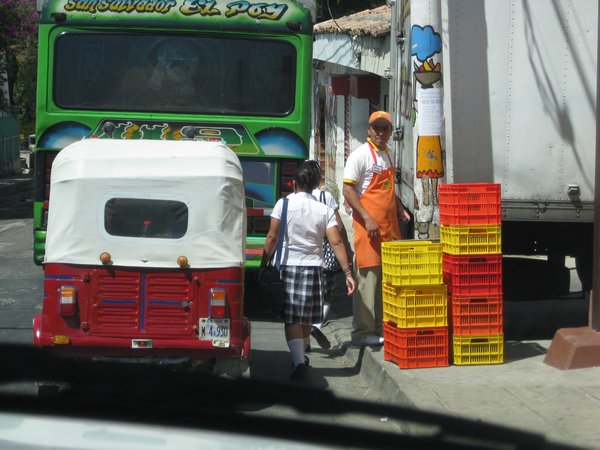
[144,273,195,336]
[91,272,195,337]
[93,274,141,335]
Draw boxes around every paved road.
[0,212,400,435]
[0,216,40,344]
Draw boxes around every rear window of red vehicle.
[104,198,188,239]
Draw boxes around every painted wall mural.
[411,24,444,239]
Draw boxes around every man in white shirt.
[343,111,409,346]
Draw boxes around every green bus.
[33,0,315,269]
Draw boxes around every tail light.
[42,201,49,228]
[209,288,227,318]
[59,286,77,316]
[280,161,297,197]
[43,151,58,199]
[43,153,54,200]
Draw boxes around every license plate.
[132,339,153,349]
[199,318,230,347]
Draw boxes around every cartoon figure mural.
[411,24,444,238]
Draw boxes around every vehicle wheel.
[503,256,570,300]
[187,358,214,374]
[213,357,250,378]
[575,250,593,293]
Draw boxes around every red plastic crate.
[443,254,502,296]
[383,323,449,369]
[439,183,501,226]
[450,294,503,335]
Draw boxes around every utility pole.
[388,0,397,128]
[410,0,443,240]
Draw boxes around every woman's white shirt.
[271,192,337,266]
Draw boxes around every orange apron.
[352,143,401,269]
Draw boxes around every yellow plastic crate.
[381,240,443,286]
[440,224,502,255]
[452,334,504,365]
[383,284,448,328]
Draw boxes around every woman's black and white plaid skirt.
[280,265,324,325]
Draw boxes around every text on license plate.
[199,318,230,347]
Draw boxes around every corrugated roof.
[314,5,391,38]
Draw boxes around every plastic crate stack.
[439,183,504,365]
[380,240,449,369]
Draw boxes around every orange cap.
[368,111,392,125]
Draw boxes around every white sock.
[304,337,310,348]
[287,338,305,367]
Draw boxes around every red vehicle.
[33,139,250,375]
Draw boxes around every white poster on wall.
[417,88,443,136]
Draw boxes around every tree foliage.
[0,0,38,124]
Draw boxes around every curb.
[322,286,418,410]
[327,321,414,408]
[325,321,428,437]
[360,345,411,405]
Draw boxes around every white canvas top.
[44,139,246,269]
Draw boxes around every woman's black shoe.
[291,355,309,368]
[290,363,307,382]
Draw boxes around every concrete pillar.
[409,0,444,240]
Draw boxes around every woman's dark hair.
[294,160,321,192]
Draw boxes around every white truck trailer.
[393,0,597,296]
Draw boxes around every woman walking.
[261,161,356,382]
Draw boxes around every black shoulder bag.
[259,198,288,318]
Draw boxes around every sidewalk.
[0,171,33,206]
[321,296,600,450]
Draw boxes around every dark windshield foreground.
[54,33,296,115]
[0,345,575,450]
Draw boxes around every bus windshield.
[53,33,296,116]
